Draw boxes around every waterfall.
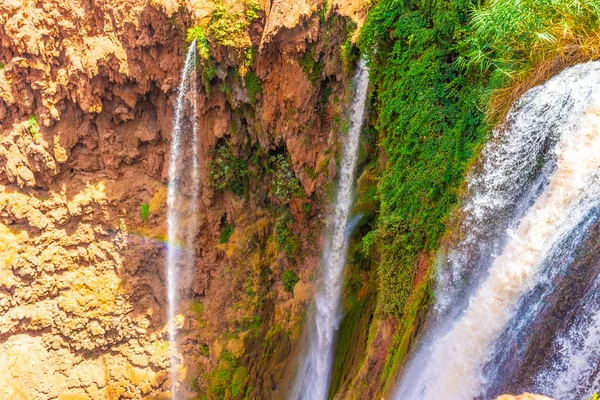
[394,61,600,400]
[291,60,369,400]
[166,40,199,398]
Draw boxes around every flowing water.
[394,61,600,400]
[166,41,199,398]
[291,60,369,400]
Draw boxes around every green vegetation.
[209,144,249,197]
[588,394,600,400]
[140,203,150,223]
[204,350,249,399]
[359,0,489,316]
[274,207,298,256]
[299,47,324,84]
[460,0,600,119]
[208,0,251,49]
[461,0,600,84]
[245,0,261,22]
[244,70,262,103]
[27,116,39,141]
[220,222,234,244]
[269,154,302,202]
[282,269,299,293]
[0,63,5,69]
[186,26,211,60]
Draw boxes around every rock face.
[0,0,368,398]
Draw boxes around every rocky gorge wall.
[0,0,368,398]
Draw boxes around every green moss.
[186,26,211,60]
[204,350,241,399]
[220,223,234,244]
[245,0,261,22]
[282,269,299,293]
[359,0,489,315]
[298,47,323,84]
[140,203,150,223]
[0,63,5,69]
[191,300,204,316]
[244,70,262,103]
[274,207,298,256]
[328,292,375,400]
[208,0,249,48]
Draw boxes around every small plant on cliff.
[209,145,249,197]
[0,63,5,69]
[299,46,324,84]
[27,116,39,141]
[244,70,262,104]
[269,154,302,202]
[140,203,150,223]
[209,0,251,49]
[186,26,211,60]
[220,222,234,243]
[274,207,298,256]
[282,269,299,293]
[245,0,261,22]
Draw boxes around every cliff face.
[0,0,367,398]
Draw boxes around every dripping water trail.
[166,40,199,399]
[291,60,369,400]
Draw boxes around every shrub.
[269,154,302,202]
[209,145,249,197]
[282,269,299,293]
[220,223,234,244]
[140,203,150,222]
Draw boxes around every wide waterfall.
[394,61,600,400]
[291,60,369,400]
[166,40,200,398]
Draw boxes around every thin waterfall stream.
[292,60,369,400]
[394,61,600,400]
[166,40,199,398]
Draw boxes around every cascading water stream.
[166,40,199,398]
[394,61,600,400]
[291,60,369,400]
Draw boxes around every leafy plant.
[245,0,261,22]
[140,203,150,222]
[27,115,39,141]
[220,222,234,244]
[275,207,298,256]
[269,154,302,202]
[209,145,249,197]
[282,269,299,293]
